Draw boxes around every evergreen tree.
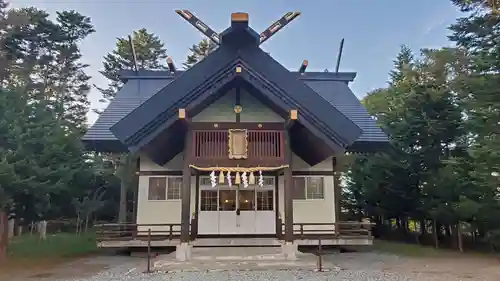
[0,2,98,246]
[183,38,217,69]
[96,28,167,222]
[347,47,473,247]
[449,0,500,245]
[96,28,168,105]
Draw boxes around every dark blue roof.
[83,71,388,151]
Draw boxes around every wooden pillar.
[180,110,192,243]
[283,127,294,242]
[274,174,281,238]
[333,157,341,222]
[191,172,200,240]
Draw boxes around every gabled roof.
[83,13,389,164]
[83,70,388,154]
[304,80,389,149]
[109,47,362,163]
[83,77,175,152]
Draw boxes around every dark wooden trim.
[293,171,335,176]
[274,173,280,238]
[137,169,333,178]
[196,234,277,239]
[180,126,193,243]
[191,122,284,130]
[283,129,294,242]
[276,171,335,176]
[333,157,341,222]
[133,157,140,223]
[192,158,286,167]
[138,170,183,176]
[193,172,200,238]
[235,86,241,123]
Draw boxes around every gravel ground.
[15,251,500,281]
[74,268,413,281]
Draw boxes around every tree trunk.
[16,225,22,236]
[395,217,401,230]
[432,219,439,249]
[457,222,463,252]
[0,212,8,262]
[118,180,127,223]
[39,220,47,240]
[84,215,89,233]
[7,219,14,239]
[419,219,426,235]
[75,215,80,235]
[445,224,452,239]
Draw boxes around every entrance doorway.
[198,176,276,235]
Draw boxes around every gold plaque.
[228,129,248,159]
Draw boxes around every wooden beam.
[231,12,249,23]
[298,60,308,74]
[192,172,200,240]
[259,12,300,45]
[175,10,220,45]
[274,174,281,238]
[333,157,341,222]
[180,125,193,242]
[285,109,297,129]
[178,108,186,119]
[167,56,176,73]
[283,128,294,242]
[235,86,241,123]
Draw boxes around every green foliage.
[95,28,165,222]
[183,38,218,69]
[345,3,500,249]
[0,2,112,228]
[95,28,168,105]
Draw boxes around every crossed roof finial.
[175,10,301,46]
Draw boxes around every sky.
[10,0,463,125]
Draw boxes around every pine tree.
[183,38,217,69]
[96,28,168,222]
[96,28,168,105]
[388,45,414,86]
[449,0,500,246]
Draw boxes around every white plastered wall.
[278,154,337,232]
[137,154,196,233]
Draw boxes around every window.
[257,190,274,210]
[200,176,212,186]
[148,177,166,200]
[148,177,182,200]
[292,176,324,200]
[263,177,275,186]
[200,190,218,211]
[167,177,182,200]
[306,177,324,199]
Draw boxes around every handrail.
[95,223,183,241]
[279,221,373,240]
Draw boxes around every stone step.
[192,238,282,247]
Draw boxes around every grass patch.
[7,232,98,261]
[371,240,455,257]
[371,240,500,259]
